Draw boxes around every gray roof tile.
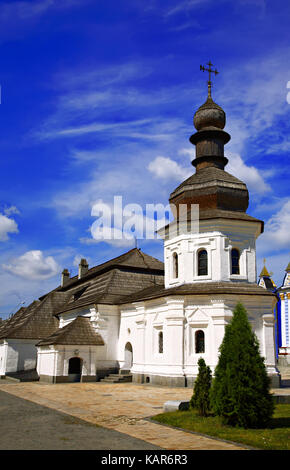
[37,316,104,346]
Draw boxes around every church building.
[0,67,281,387]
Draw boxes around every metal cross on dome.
[200,61,219,97]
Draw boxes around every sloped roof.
[259,265,270,277]
[0,248,164,337]
[37,316,104,347]
[0,302,40,339]
[170,167,247,199]
[55,248,164,294]
[55,268,164,315]
[0,292,69,340]
[120,281,274,304]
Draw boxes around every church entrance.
[124,342,133,369]
[68,357,82,382]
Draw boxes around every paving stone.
[0,382,247,450]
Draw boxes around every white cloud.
[89,197,170,247]
[4,205,20,216]
[227,152,271,194]
[257,200,290,253]
[265,139,290,155]
[0,213,19,241]
[164,0,211,17]
[2,250,60,280]
[0,0,85,21]
[148,156,191,181]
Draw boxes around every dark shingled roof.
[119,281,275,304]
[55,268,164,315]
[36,316,104,346]
[0,248,164,336]
[170,167,247,199]
[54,248,164,294]
[0,292,70,340]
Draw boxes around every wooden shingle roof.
[36,316,104,346]
[0,248,164,336]
[54,248,164,294]
[55,268,164,315]
[120,281,275,304]
[0,292,70,340]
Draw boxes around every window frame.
[231,248,240,275]
[172,252,179,279]
[195,329,205,354]
[197,249,208,276]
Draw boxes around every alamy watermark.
[287,81,290,104]
[90,196,199,243]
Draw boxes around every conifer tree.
[210,302,274,428]
[190,357,212,416]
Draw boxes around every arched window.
[231,248,240,275]
[195,330,205,353]
[158,331,163,354]
[198,250,208,276]
[173,252,178,278]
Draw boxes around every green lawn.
[152,404,290,450]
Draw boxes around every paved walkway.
[0,390,162,450]
[0,382,245,450]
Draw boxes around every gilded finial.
[200,61,219,98]
[259,258,270,278]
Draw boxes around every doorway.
[124,342,133,369]
[68,357,82,382]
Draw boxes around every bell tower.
[159,63,264,288]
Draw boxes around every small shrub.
[190,357,212,416]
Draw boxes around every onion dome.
[169,62,256,224]
[190,92,230,172]
[193,96,226,131]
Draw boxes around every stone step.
[106,374,132,378]
[100,373,132,384]
[100,379,132,383]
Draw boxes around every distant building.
[277,263,290,364]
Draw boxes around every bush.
[190,357,212,416]
[210,302,274,428]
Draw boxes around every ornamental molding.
[153,312,163,326]
[186,307,209,326]
[165,297,185,306]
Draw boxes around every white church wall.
[164,219,260,288]
[39,303,121,382]
[5,339,37,373]
[37,347,56,377]
[0,340,8,375]
[59,308,91,328]
[91,304,120,372]
[119,291,279,387]
[37,344,101,382]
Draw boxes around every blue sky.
[0,0,290,318]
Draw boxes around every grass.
[152,404,290,450]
